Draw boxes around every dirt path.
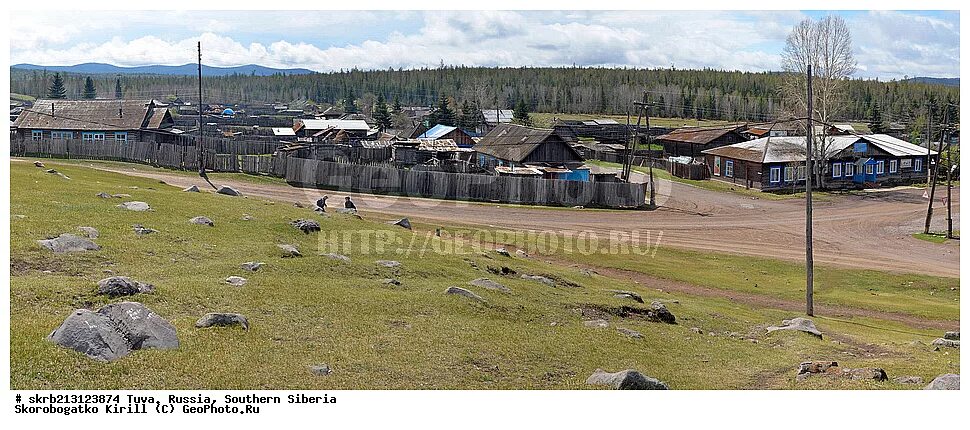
[52,160,960,277]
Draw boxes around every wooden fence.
[11,137,646,209]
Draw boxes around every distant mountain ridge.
[902,76,959,87]
[11,62,315,77]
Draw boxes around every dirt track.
[78,161,960,277]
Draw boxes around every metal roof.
[272,127,296,136]
[13,99,171,131]
[481,109,513,125]
[865,134,938,156]
[702,134,936,163]
[300,119,371,131]
[418,124,458,139]
[657,126,744,145]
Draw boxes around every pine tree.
[342,91,357,114]
[391,96,402,114]
[47,73,67,99]
[459,99,482,131]
[868,103,885,134]
[114,78,123,99]
[429,93,455,126]
[512,100,533,126]
[83,77,97,99]
[373,94,392,131]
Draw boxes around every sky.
[7,10,960,80]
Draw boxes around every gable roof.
[481,109,513,125]
[657,126,744,145]
[474,123,580,162]
[418,124,458,139]
[299,119,371,131]
[13,99,172,131]
[702,134,936,164]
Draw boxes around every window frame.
[876,160,885,175]
[797,165,806,181]
[844,162,854,177]
[914,158,922,172]
[114,132,128,144]
[865,163,874,175]
[31,130,43,141]
[889,159,898,174]
[784,166,794,182]
[770,167,781,183]
[724,159,733,177]
[832,162,842,178]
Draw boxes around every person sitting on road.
[315,196,328,212]
[344,196,357,211]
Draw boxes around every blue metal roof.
[418,124,457,139]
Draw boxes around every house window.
[713,156,721,176]
[51,131,73,140]
[770,167,781,183]
[114,132,128,143]
[832,162,842,178]
[914,159,922,172]
[900,159,912,169]
[876,160,885,175]
[865,163,874,175]
[844,162,854,177]
[725,160,733,177]
[889,160,898,174]
[784,166,794,182]
[797,166,806,180]
[31,130,43,141]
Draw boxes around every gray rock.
[521,274,555,286]
[241,214,254,221]
[278,244,301,257]
[322,253,351,263]
[336,208,358,215]
[923,374,960,390]
[291,219,321,234]
[388,218,412,230]
[183,185,201,192]
[309,365,332,376]
[225,276,248,287]
[382,278,402,286]
[796,361,840,380]
[584,319,609,328]
[96,192,112,199]
[609,289,644,303]
[843,367,888,381]
[515,249,529,258]
[216,185,241,196]
[38,233,100,253]
[195,313,249,330]
[444,286,485,302]
[617,327,643,339]
[77,226,99,239]
[766,317,822,339]
[34,161,45,167]
[894,376,924,384]
[931,338,960,348]
[376,260,401,268]
[97,302,179,351]
[117,201,151,211]
[48,302,178,362]
[495,247,511,257]
[189,216,214,226]
[649,301,677,324]
[944,331,960,341]
[46,168,70,179]
[586,369,669,390]
[132,224,158,235]
[469,278,511,293]
[690,327,704,334]
[112,193,131,198]
[241,261,264,272]
[96,276,155,297]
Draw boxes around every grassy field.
[912,231,960,244]
[9,161,958,389]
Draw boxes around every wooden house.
[656,126,747,158]
[12,98,175,143]
[416,124,476,147]
[473,123,587,180]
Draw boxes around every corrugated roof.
[418,124,458,139]
[481,109,514,124]
[13,99,170,131]
[300,119,371,131]
[657,126,743,145]
[866,134,937,156]
[702,135,936,163]
[272,127,296,136]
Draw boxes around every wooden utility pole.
[945,125,954,238]
[805,64,814,317]
[197,41,205,178]
[633,91,655,207]
[923,107,943,234]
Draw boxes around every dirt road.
[75,161,960,277]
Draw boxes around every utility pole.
[945,126,954,239]
[197,41,205,178]
[805,64,814,317]
[633,91,655,207]
[923,107,942,235]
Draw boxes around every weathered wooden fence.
[667,160,711,180]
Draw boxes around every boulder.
[96,192,112,199]
[944,331,960,341]
[132,224,158,235]
[96,302,179,350]
[195,313,249,330]
[894,376,923,385]
[586,369,669,390]
[38,233,99,253]
[388,218,412,230]
[931,338,960,348]
[77,226,100,239]
[112,193,131,198]
[96,276,155,297]
[46,168,70,179]
[766,317,822,339]
[189,216,214,226]
[495,247,511,257]
[584,319,609,328]
[34,161,45,167]
[183,185,201,193]
[796,361,841,380]
[216,186,242,196]
[923,374,960,390]
[649,301,677,324]
[608,290,644,303]
[241,262,264,272]
[515,249,529,258]
[382,278,402,286]
[225,276,248,287]
[487,266,517,276]
[309,365,332,376]
[322,253,351,263]
[48,302,178,362]
[521,274,555,286]
[118,201,151,211]
[844,367,888,381]
[278,244,301,257]
[444,286,485,302]
[617,327,643,339]
[376,260,401,268]
[291,219,321,234]
[469,278,511,293]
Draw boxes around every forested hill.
[10,66,958,124]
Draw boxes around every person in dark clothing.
[315,196,328,212]
[344,196,357,210]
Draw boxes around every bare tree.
[780,15,856,187]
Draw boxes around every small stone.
[322,253,351,263]
[515,249,529,258]
[766,317,822,339]
[118,201,151,211]
[195,313,249,330]
[495,248,511,257]
[38,233,99,253]
[690,327,703,334]
[894,376,923,384]
[608,290,644,303]
[586,369,668,390]
[112,193,131,198]
[183,185,201,192]
[376,260,401,268]
[189,216,214,226]
[96,192,112,198]
[486,266,517,276]
[584,319,609,328]
[241,262,264,272]
[309,365,332,376]
[923,374,960,390]
[290,219,321,234]
[216,186,242,196]
[383,278,401,286]
[617,327,642,339]
[34,161,45,167]
[796,361,840,380]
[96,276,155,297]
[444,286,485,302]
[132,224,158,235]
[242,214,254,221]
[931,338,960,348]
[521,274,555,286]
[225,276,247,287]
[278,244,301,257]
[944,331,960,341]
[843,367,888,381]
[294,201,307,208]
[388,218,412,230]
[77,226,99,239]
[469,278,510,293]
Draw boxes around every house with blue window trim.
[701,134,935,192]
[12,99,175,143]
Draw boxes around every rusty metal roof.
[657,126,744,145]
[13,99,171,131]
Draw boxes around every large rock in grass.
[944,331,960,341]
[609,289,644,303]
[932,338,960,348]
[521,274,555,286]
[196,313,249,330]
[388,218,412,230]
[96,192,112,199]
[444,286,485,302]
[322,253,351,263]
[469,278,510,293]
[216,186,242,196]
[278,244,301,257]
[586,369,668,390]
[923,374,960,390]
[48,302,178,362]
[97,276,155,297]
[649,301,677,324]
[291,219,321,234]
[241,261,264,272]
[183,185,201,193]
[132,224,158,235]
[38,233,99,253]
[118,201,151,211]
[766,317,822,339]
[77,226,99,239]
[189,216,214,226]
[376,260,401,268]
[225,276,248,287]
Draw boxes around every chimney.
[51,102,54,116]
[119,108,123,118]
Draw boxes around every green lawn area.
[912,231,960,244]
[9,161,958,389]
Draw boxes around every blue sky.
[8,10,960,79]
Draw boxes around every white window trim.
[889,159,898,174]
[866,164,874,175]
[914,158,922,172]
[876,160,885,175]
[797,166,806,180]
[832,162,842,178]
[725,160,733,177]
[845,162,854,177]
[770,167,781,183]
[784,166,794,182]
[31,130,43,140]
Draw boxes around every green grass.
[912,231,959,244]
[9,161,958,389]
[11,92,36,103]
